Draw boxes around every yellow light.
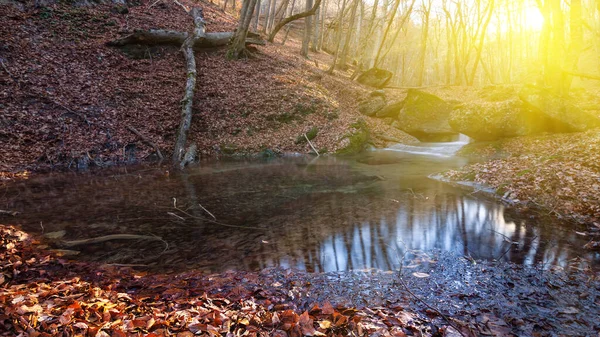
[522,6,544,31]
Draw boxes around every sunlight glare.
[523,6,544,31]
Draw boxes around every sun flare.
[522,6,544,31]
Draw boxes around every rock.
[519,85,600,132]
[449,99,548,141]
[356,68,393,88]
[337,119,370,155]
[358,95,386,116]
[397,89,456,140]
[375,100,405,118]
[369,90,386,98]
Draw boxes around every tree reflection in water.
[2,154,597,273]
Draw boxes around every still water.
[2,140,598,273]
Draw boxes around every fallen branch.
[267,0,322,42]
[304,133,320,156]
[0,210,19,217]
[60,234,163,247]
[127,125,164,161]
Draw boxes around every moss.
[496,183,510,196]
[295,127,319,144]
[221,143,238,155]
[462,171,477,181]
[336,119,370,155]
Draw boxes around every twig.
[304,133,320,156]
[173,0,189,12]
[174,206,263,230]
[198,203,216,220]
[0,210,19,217]
[127,125,164,161]
[147,0,163,9]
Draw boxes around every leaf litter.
[2,224,600,336]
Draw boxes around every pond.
[2,139,598,273]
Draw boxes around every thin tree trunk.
[263,0,273,32]
[268,0,278,31]
[326,0,348,74]
[373,0,401,68]
[318,0,326,49]
[563,0,583,95]
[467,0,495,85]
[311,6,320,52]
[252,0,261,32]
[281,0,297,45]
[416,0,432,86]
[339,0,359,68]
[301,0,314,57]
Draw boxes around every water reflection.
[1,149,597,273]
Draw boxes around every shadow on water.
[1,140,598,273]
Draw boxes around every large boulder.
[358,95,386,116]
[519,85,600,132]
[375,100,405,118]
[449,100,548,141]
[356,68,393,88]
[397,89,456,140]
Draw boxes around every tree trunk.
[563,0,583,95]
[252,0,261,32]
[173,8,205,166]
[339,0,359,68]
[416,0,432,86]
[311,6,320,52]
[263,0,273,32]
[229,0,259,59]
[301,0,314,57]
[373,0,401,68]
[281,0,296,45]
[268,0,278,31]
[318,0,326,49]
[326,0,348,74]
[267,0,322,42]
[467,0,495,86]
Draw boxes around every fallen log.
[107,29,265,49]
[172,7,203,165]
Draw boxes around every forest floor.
[442,129,600,243]
[0,0,414,174]
[2,224,599,337]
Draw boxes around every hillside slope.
[0,0,414,173]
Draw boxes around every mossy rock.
[336,120,370,155]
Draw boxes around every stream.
[1,138,598,273]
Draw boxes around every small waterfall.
[383,134,470,158]
[457,134,470,143]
